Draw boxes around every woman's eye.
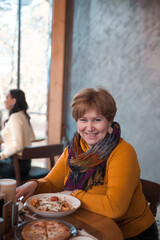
[94,118,101,122]
[80,118,86,122]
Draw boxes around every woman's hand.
[61,190,73,195]
[16,181,38,203]
[61,189,78,196]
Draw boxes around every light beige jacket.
[0,111,35,160]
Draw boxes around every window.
[0,0,52,139]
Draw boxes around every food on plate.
[21,219,71,240]
[30,196,70,212]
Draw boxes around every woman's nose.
[86,122,94,131]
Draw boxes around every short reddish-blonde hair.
[72,87,117,122]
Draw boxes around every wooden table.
[19,207,124,240]
[7,207,124,240]
[1,201,124,240]
[58,208,124,240]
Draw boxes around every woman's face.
[4,93,15,110]
[77,109,112,147]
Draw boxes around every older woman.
[0,89,35,178]
[16,88,158,240]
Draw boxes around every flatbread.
[22,219,71,240]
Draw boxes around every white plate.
[26,193,81,218]
[18,201,24,211]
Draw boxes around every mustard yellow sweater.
[35,138,155,239]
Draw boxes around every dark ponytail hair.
[9,89,31,123]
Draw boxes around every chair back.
[22,144,63,168]
[13,143,63,186]
[140,178,160,216]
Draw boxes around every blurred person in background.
[16,87,158,240]
[0,89,35,178]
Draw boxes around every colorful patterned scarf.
[64,122,121,191]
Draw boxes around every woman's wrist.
[27,180,39,192]
[32,180,39,192]
[71,189,78,196]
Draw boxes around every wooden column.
[48,0,67,144]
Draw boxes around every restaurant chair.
[12,143,63,186]
[140,178,160,216]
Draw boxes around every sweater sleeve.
[72,140,140,219]
[0,114,24,159]
[34,147,69,194]
[30,124,36,142]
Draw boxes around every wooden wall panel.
[48,0,67,144]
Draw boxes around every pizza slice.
[22,220,47,240]
[46,220,71,240]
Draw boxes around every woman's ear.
[12,98,16,105]
[108,122,113,134]
[108,126,113,134]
